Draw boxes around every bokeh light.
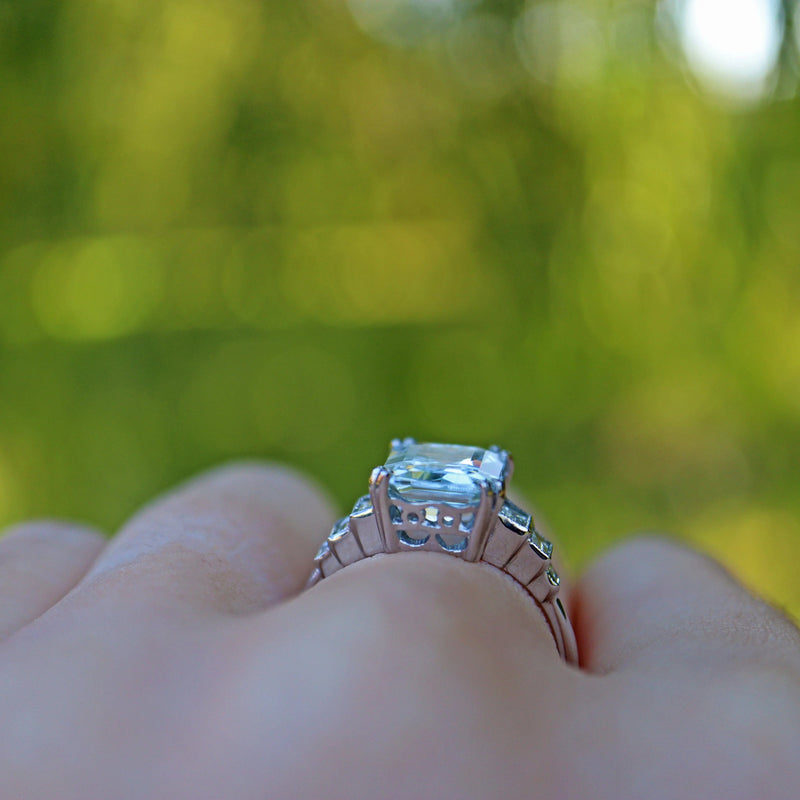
[515,1,606,87]
[671,0,783,102]
[347,0,461,46]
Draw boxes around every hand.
[0,463,798,799]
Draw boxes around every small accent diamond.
[328,517,349,542]
[499,499,531,535]
[546,567,560,587]
[315,541,331,561]
[528,528,554,560]
[351,495,373,518]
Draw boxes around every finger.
[211,553,579,800]
[0,521,106,640]
[81,462,336,616]
[303,549,570,670]
[573,535,800,674]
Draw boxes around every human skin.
[0,463,798,799]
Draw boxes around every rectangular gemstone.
[385,441,508,507]
[528,528,554,560]
[499,499,531,535]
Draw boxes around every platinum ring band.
[307,440,579,665]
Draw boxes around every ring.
[307,439,579,664]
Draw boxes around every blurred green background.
[1,0,799,615]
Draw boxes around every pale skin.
[0,464,799,799]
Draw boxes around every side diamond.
[351,495,373,518]
[528,528,554,560]
[499,499,531,535]
[546,567,560,587]
[328,517,349,542]
[315,541,331,561]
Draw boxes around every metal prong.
[369,466,398,553]
[463,480,497,563]
[369,465,387,487]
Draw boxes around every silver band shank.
[307,501,579,665]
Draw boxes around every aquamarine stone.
[385,442,507,507]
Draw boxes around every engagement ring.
[308,439,578,664]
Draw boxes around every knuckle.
[188,460,329,504]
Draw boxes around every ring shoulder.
[310,500,384,582]
[482,510,579,665]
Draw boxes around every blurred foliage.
[1,0,800,615]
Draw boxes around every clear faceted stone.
[546,567,561,587]
[499,499,531,535]
[315,541,331,561]
[351,495,373,518]
[528,529,554,560]
[328,517,349,542]
[385,442,508,507]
